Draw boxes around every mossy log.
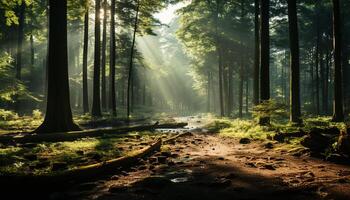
[0,123,188,144]
[0,139,161,191]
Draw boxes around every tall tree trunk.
[253,0,260,105]
[91,0,102,117]
[259,0,270,125]
[30,33,35,87]
[228,65,233,116]
[315,5,320,115]
[287,0,302,124]
[82,8,89,113]
[127,0,140,120]
[109,0,117,116]
[35,0,79,133]
[101,0,107,111]
[16,2,25,80]
[207,71,211,112]
[331,0,344,122]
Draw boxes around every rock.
[76,150,84,155]
[326,154,350,164]
[87,152,102,161]
[301,131,333,152]
[51,162,68,171]
[337,130,350,156]
[264,142,274,149]
[78,182,98,190]
[35,161,50,169]
[23,153,37,161]
[161,151,172,157]
[273,131,306,143]
[263,164,276,170]
[167,161,176,166]
[134,176,171,188]
[157,156,167,164]
[109,185,129,193]
[210,178,231,188]
[239,138,251,144]
[337,178,349,184]
[149,157,158,164]
[138,165,147,170]
[110,175,120,180]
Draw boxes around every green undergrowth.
[205,116,347,143]
[0,131,170,176]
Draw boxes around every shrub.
[252,100,287,122]
[0,109,19,121]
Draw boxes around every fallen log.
[0,139,162,194]
[0,123,188,145]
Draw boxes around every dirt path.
[59,129,350,200]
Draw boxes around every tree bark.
[253,0,260,105]
[101,0,107,111]
[16,2,25,80]
[331,0,344,122]
[127,0,140,120]
[287,0,302,124]
[35,0,80,133]
[259,0,270,125]
[92,0,102,117]
[109,0,117,116]
[82,8,89,113]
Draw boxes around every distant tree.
[35,0,80,133]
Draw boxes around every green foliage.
[0,53,39,103]
[0,109,19,120]
[252,100,288,122]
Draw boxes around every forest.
[0,0,350,199]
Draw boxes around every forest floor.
[53,117,350,200]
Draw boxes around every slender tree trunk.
[82,8,89,113]
[127,0,140,119]
[35,0,80,133]
[16,2,25,80]
[253,0,260,105]
[287,0,302,124]
[109,0,117,116]
[259,0,270,125]
[207,71,211,112]
[30,33,35,87]
[91,0,102,117]
[331,0,344,122]
[101,0,107,111]
[228,65,233,116]
[315,6,320,115]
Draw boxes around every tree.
[16,2,25,80]
[91,0,102,117]
[287,0,302,124]
[259,0,270,125]
[253,0,259,105]
[82,0,89,114]
[331,0,344,122]
[101,0,107,111]
[127,0,140,120]
[109,0,117,116]
[35,0,80,133]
